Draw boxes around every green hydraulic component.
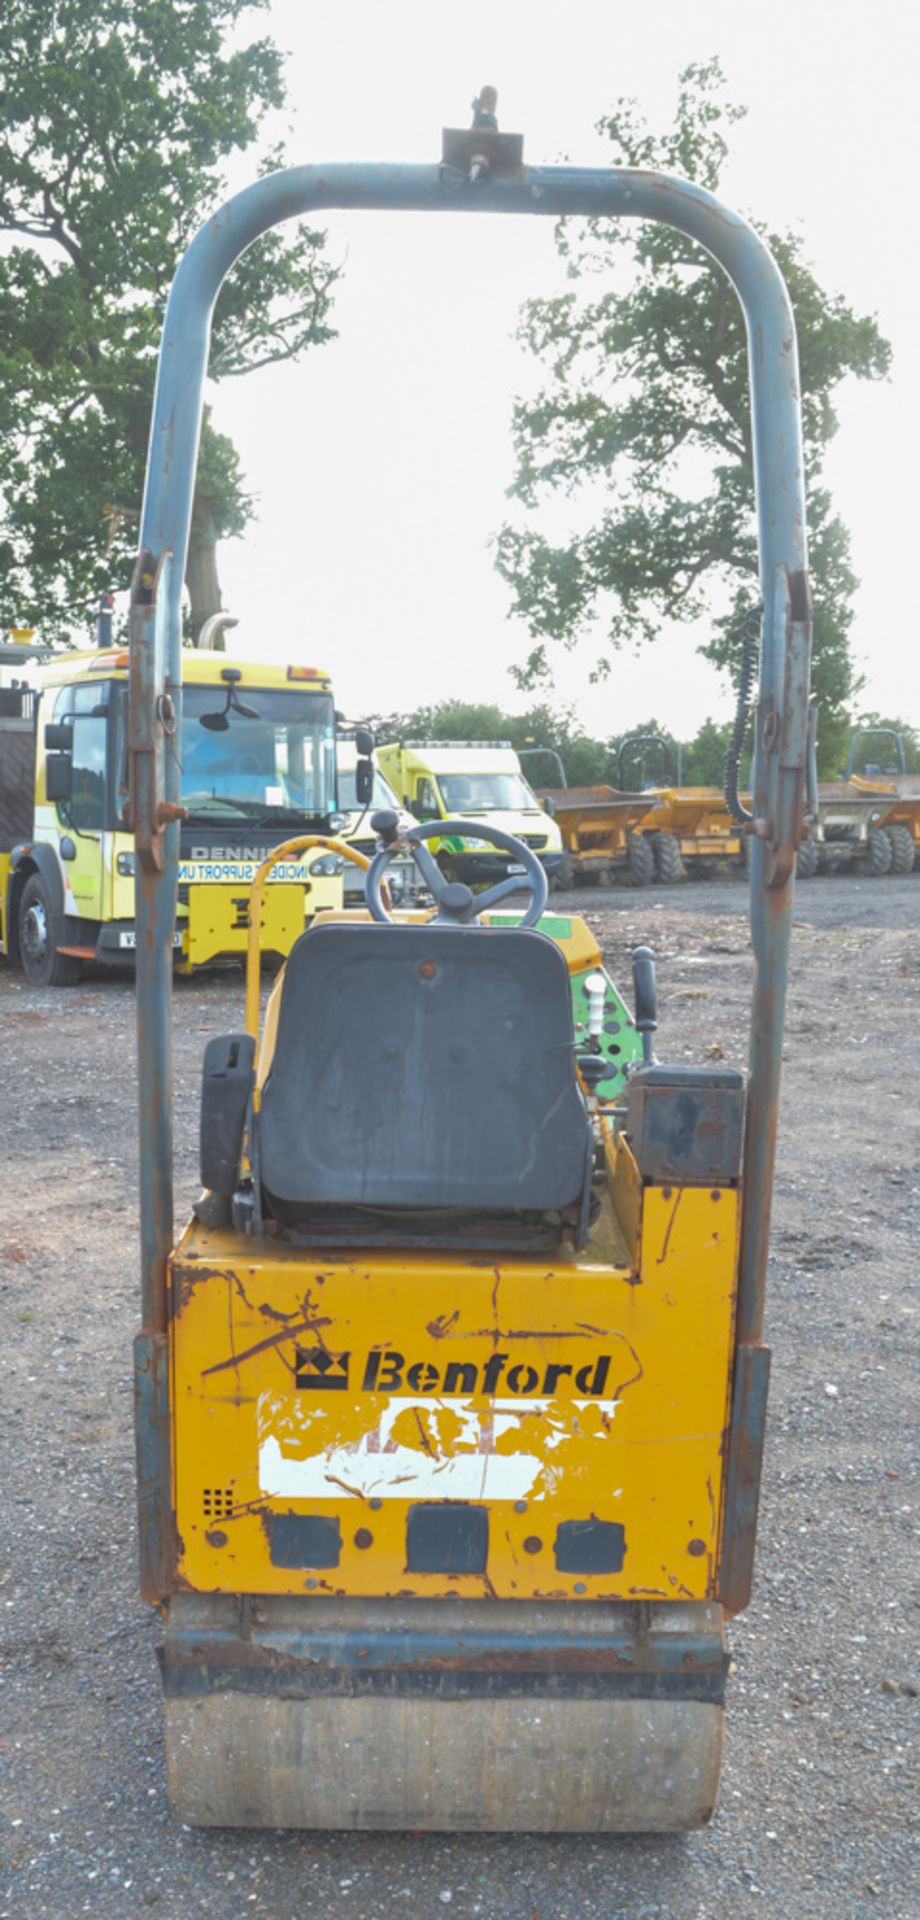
[491,913,643,1098]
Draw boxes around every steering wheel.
[365,815,549,928]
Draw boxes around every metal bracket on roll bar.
[752,568,812,889]
[126,548,185,872]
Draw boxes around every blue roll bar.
[129,146,810,1599]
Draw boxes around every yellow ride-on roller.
[128,103,812,1832]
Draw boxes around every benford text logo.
[294,1346,614,1398]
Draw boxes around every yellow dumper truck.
[376,739,565,888]
[0,638,345,985]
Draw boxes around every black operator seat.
[257,921,591,1217]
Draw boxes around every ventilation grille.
[202,1486,234,1520]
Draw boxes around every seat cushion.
[258,922,590,1212]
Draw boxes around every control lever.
[370,809,401,848]
[631,946,658,1064]
[579,1055,610,1095]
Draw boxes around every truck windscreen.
[180,687,336,822]
[438,773,537,813]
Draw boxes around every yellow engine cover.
[171,1184,738,1603]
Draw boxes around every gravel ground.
[1,873,918,1919]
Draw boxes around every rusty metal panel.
[627,1068,745,1186]
[719,1341,771,1617]
[169,1186,737,1603]
[134,1330,174,1602]
[159,1594,726,1830]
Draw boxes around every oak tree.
[496,61,891,774]
[0,0,338,643]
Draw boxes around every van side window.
[417,778,439,817]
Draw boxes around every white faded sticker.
[258,1395,620,1502]
[178,859,312,884]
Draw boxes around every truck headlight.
[309,853,346,877]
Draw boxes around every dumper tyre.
[18,874,82,987]
[885,824,915,874]
[550,855,575,891]
[795,835,819,879]
[626,832,655,887]
[653,831,683,883]
[861,826,893,877]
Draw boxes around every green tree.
[0,0,339,644]
[373,697,610,788]
[681,717,733,787]
[495,61,891,776]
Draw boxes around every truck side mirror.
[542,794,556,817]
[355,726,375,757]
[44,721,73,750]
[355,759,374,806]
[46,752,73,802]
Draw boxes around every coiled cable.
[723,603,762,824]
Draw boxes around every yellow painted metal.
[244,836,372,1042]
[606,1125,643,1264]
[644,788,749,861]
[540,912,603,976]
[850,772,920,850]
[37,647,332,693]
[538,787,658,870]
[170,1181,738,1604]
[183,881,305,972]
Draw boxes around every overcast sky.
[207,0,918,743]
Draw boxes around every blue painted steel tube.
[133,156,808,1443]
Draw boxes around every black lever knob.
[631,946,658,1064]
[579,1054,610,1092]
[370,809,400,847]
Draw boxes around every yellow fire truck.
[0,639,346,986]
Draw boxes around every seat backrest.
[258,922,590,1213]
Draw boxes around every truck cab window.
[52,682,113,831]
[68,715,107,831]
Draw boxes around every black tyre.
[653,831,683,883]
[885,824,915,874]
[550,855,575,891]
[18,873,82,987]
[685,858,716,880]
[626,832,655,887]
[862,826,893,877]
[796,835,820,879]
[591,864,614,888]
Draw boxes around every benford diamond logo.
[294,1347,350,1390]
